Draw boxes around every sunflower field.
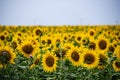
[0,25,120,80]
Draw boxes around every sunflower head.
[0,46,16,65]
[22,44,33,54]
[80,49,99,69]
[34,28,42,36]
[0,34,5,41]
[0,50,11,64]
[89,29,95,37]
[96,35,109,52]
[81,37,89,45]
[42,52,58,73]
[18,40,38,58]
[88,42,96,50]
[84,53,95,64]
[67,47,81,66]
[75,33,82,43]
[113,60,120,72]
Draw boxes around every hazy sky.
[0,0,120,25]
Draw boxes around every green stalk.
[2,64,5,80]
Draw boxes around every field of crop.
[0,25,120,80]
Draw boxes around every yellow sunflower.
[62,33,69,43]
[96,34,110,53]
[0,46,16,67]
[113,60,120,72]
[17,40,39,58]
[98,52,109,69]
[42,52,58,73]
[40,35,47,47]
[67,47,81,66]
[88,28,96,38]
[46,36,53,46]
[33,27,42,37]
[0,32,6,42]
[81,33,90,45]
[80,49,99,69]
[75,32,82,43]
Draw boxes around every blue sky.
[0,0,120,25]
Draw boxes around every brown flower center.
[88,42,96,50]
[115,61,120,68]
[22,44,33,54]
[0,50,11,64]
[77,37,81,41]
[90,31,94,36]
[46,56,54,67]
[35,29,42,36]
[0,35,5,41]
[84,53,95,64]
[82,38,89,45]
[98,40,107,50]
[71,51,79,62]
[42,40,46,45]
[47,39,51,45]
[64,37,67,40]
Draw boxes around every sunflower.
[81,33,90,46]
[16,31,23,37]
[17,40,39,58]
[0,32,6,42]
[0,46,16,67]
[67,47,81,66]
[42,52,58,73]
[40,35,47,47]
[62,33,69,43]
[33,27,42,37]
[96,34,109,53]
[113,60,120,72]
[46,36,53,46]
[80,49,99,69]
[98,52,109,69]
[75,33,82,43]
[88,28,96,38]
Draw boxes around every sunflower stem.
[2,64,5,80]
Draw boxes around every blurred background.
[0,0,120,25]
